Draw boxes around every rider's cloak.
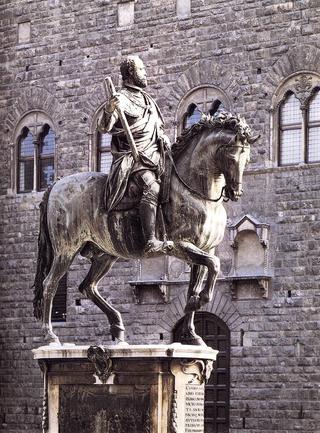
[97,84,167,211]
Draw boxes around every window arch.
[176,86,231,135]
[272,73,320,166]
[15,112,56,193]
[91,106,113,174]
[173,312,230,433]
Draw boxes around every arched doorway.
[173,312,230,433]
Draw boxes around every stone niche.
[130,256,189,304]
[33,343,217,433]
[226,215,271,300]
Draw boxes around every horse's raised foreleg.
[177,244,220,311]
[78,253,125,341]
[173,241,220,345]
[42,255,73,344]
[198,249,220,306]
[181,264,207,346]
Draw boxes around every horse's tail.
[32,183,55,320]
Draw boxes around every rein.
[168,151,226,202]
[169,137,245,203]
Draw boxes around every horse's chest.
[198,205,227,249]
[170,198,227,251]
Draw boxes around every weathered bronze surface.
[32,56,259,346]
[59,385,150,433]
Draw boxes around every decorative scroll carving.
[170,390,178,433]
[87,346,113,384]
[294,74,313,107]
[203,360,214,384]
[38,360,49,432]
[180,359,213,385]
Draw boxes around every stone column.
[33,343,218,433]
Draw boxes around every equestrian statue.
[32,55,259,346]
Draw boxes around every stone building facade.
[1,1,320,432]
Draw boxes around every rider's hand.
[108,93,122,112]
[160,133,171,148]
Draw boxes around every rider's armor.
[97,83,170,253]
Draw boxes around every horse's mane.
[172,111,253,159]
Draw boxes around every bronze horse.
[32,112,258,345]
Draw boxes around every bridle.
[168,136,249,203]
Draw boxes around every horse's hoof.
[44,333,60,345]
[181,334,207,346]
[110,324,125,341]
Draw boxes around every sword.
[104,76,140,163]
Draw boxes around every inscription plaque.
[59,385,150,433]
[185,384,205,433]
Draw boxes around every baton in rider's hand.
[104,76,140,163]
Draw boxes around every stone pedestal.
[33,343,218,433]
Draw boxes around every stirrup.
[145,239,173,254]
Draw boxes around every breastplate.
[121,89,147,119]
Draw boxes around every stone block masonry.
[1,1,320,432]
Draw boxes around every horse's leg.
[78,253,125,341]
[173,241,220,345]
[181,264,207,346]
[42,255,73,344]
[198,248,220,305]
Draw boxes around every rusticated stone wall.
[1,1,320,432]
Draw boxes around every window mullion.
[301,107,308,163]
[34,139,40,191]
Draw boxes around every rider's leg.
[135,170,168,253]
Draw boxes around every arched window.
[177,86,231,134]
[173,313,230,433]
[308,89,320,163]
[183,103,202,129]
[15,113,56,193]
[97,131,112,173]
[39,125,55,190]
[209,99,228,116]
[18,127,35,193]
[279,92,303,165]
[91,106,113,174]
[272,73,320,166]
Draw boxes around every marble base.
[33,343,218,433]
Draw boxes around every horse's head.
[172,112,259,202]
[213,114,260,201]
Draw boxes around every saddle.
[110,153,173,212]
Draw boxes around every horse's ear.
[247,133,260,145]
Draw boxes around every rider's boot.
[140,201,165,253]
[140,201,171,253]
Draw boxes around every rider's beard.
[132,72,147,88]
